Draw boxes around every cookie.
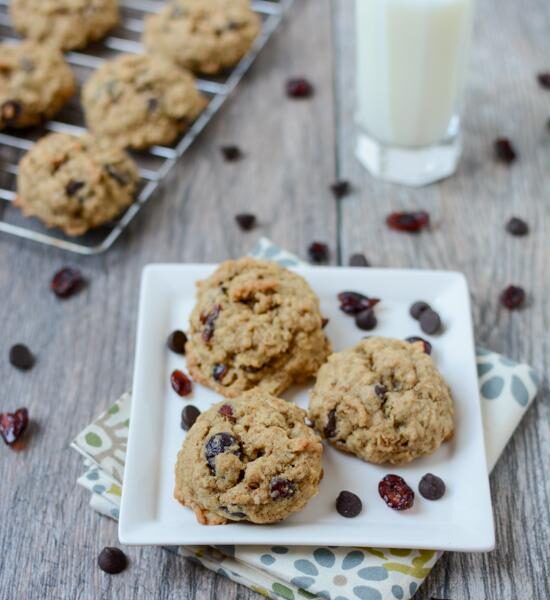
[82,53,207,150]
[174,390,324,524]
[143,0,261,75]
[309,337,454,465]
[15,132,139,236]
[9,0,119,51]
[0,42,75,129]
[186,258,331,398]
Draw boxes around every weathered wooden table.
[1,0,548,598]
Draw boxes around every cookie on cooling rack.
[143,0,261,75]
[82,53,207,150]
[9,0,119,51]
[0,42,75,130]
[15,132,139,236]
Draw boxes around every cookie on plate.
[82,53,207,150]
[0,42,75,130]
[186,258,331,398]
[174,390,324,524]
[309,337,454,465]
[9,0,119,51]
[15,132,139,236]
[143,0,261,75]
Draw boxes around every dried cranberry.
[505,217,529,236]
[335,490,362,518]
[9,344,34,370]
[220,145,243,161]
[355,308,377,331]
[201,304,221,342]
[213,363,228,382]
[405,336,432,355]
[51,267,85,298]
[374,384,387,399]
[338,291,380,315]
[349,253,370,267]
[65,180,85,197]
[330,180,351,199]
[537,72,550,89]
[270,477,296,500]
[0,408,29,446]
[386,211,430,233]
[1,100,22,125]
[204,432,241,472]
[494,138,517,164]
[218,403,234,420]
[419,309,442,335]
[418,473,446,500]
[286,77,313,98]
[308,241,329,264]
[500,285,525,309]
[97,547,127,574]
[378,474,415,510]
[181,405,200,431]
[409,301,431,320]
[167,330,187,354]
[235,213,256,231]
[324,409,336,438]
[170,369,192,396]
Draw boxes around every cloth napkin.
[71,238,540,600]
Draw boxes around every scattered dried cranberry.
[419,309,442,335]
[374,384,387,399]
[335,491,363,518]
[201,304,221,342]
[494,138,517,164]
[9,344,34,370]
[65,180,85,197]
[505,217,529,236]
[270,477,296,500]
[50,267,85,298]
[338,291,380,315]
[409,301,431,320]
[386,211,430,233]
[419,473,446,500]
[218,403,234,420]
[355,308,377,331]
[0,408,29,446]
[97,547,128,574]
[379,474,415,510]
[500,285,525,309]
[308,241,329,264]
[324,409,337,438]
[220,145,243,161]
[170,369,192,396]
[213,363,228,382]
[286,77,314,98]
[167,330,187,354]
[181,405,200,431]
[537,72,550,89]
[235,213,256,231]
[204,432,241,472]
[349,253,370,267]
[330,180,351,199]
[1,100,22,125]
[405,336,432,355]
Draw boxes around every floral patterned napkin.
[71,239,540,600]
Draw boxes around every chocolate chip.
[418,473,446,500]
[505,217,529,236]
[9,344,34,371]
[105,164,129,186]
[321,317,329,328]
[419,309,441,335]
[374,384,387,399]
[324,409,336,438]
[221,506,246,518]
[355,308,377,331]
[494,138,517,164]
[336,490,363,518]
[147,97,159,112]
[167,330,187,354]
[286,77,314,98]
[405,336,432,355]
[97,547,128,574]
[409,301,431,320]
[330,180,351,199]
[348,253,370,267]
[500,285,525,309]
[308,241,329,264]
[65,180,85,197]
[235,213,256,231]
[220,145,243,161]
[213,363,228,382]
[50,267,85,299]
[181,405,201,431]
[270,477,296,500]
[1,100,22,125]
[537,72,550,89]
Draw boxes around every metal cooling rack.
[0,0,292,254]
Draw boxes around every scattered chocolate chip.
[324,409,336,438]
[205,432,241,473]
[146,97,159,112]
[1,100,22,125]
[409,301,431,320]
[97,547,128,574]
[181,405,201,431]
[213,363,228,382]
[335,490,363,518]
[494,138,516,164]
[221,506,246,518]
[505,217,529,236]
[201,304,221,342]
[374,384,387,399]
[405,336,432,355]
[220,145,243,161]
[167,330,187,354]
[218,403,234,419]
[419,473,446,500]
[537,72,550,89]
[500,285,525,309]
[105,164,129,186]
[50,267,85,299]
[378,474,415,510]
[321,317,329,328]
[170,369,192,396]
[235,213,256,231]
[355,308,377,331]
[330,180,351,199]
[0,408,29,446]
[419,309,442,335]
[338,291,380,315]
[286,77,314,98]
[349,253,370,267]
[308,241,329,264]
[386,211,430,233]
[65,180,85,197]
[9,344,34,371]
[270,477,296,500]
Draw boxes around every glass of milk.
[355,0,474,186]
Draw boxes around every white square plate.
[119,264,495,551]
